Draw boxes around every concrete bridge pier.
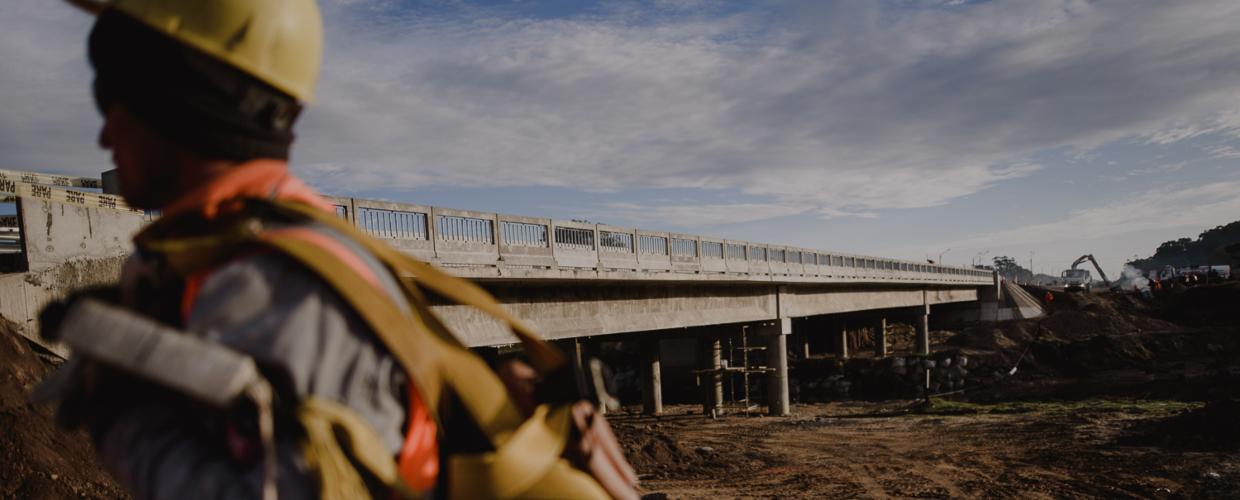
[697,337,723,415]
[760,319,792,416]
[794,333,811,359]
[582,339,609,411]
[641,340,662,414]
[873,317,888,358]
[915,305,930,355]
[832,317,849,359]
[552,337,611,412]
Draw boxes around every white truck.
[1061,254,1111,293]
[1061,268,1093,292]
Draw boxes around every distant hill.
[1127,221,1240,271]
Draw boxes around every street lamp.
[973,250,989,267]
[940,248,952,265]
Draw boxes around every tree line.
[1126,220,1240,271]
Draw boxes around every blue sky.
[3,0,1240,279]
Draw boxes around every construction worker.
[39,0,634,499]
[1043,291,1053,310]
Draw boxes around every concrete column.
[552,338,581,367]
[696,337,722,414]
[473,346,501,368]
[710,339,723,411]
[796,333,811,359]
[696,339,709,414]
[641,340,662,414]
[579,339,607,413]
[580,339,603,362]
[765,333,790,416]
[832,317,849,359]
[872,317,888,358]
[915,313,930,355]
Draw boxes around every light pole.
[973,250,989,267]
[1029,251,1035,284]
[940,248,952,265]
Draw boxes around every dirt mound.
[0,321,125,500]
[1122,399,1240,451]
[945,288,1190,375]
[611,418,759,481]
[614,423,698,472]
[1154,281,1240,327]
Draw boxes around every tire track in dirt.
[849,464,894,499]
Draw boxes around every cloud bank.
[3,0,1239,225]
[293,0,1240,219]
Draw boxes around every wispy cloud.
[937,180,1240,250]
[591,201,813,226]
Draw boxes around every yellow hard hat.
[67,0,322,102]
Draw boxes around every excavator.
[1060,254,1111,293]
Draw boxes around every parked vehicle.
[1061,254,1111,293]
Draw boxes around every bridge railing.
[325,194,993,284]
[0,169,991,285]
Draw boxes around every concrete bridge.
[0,173,1000,418]
[325,196,998,416]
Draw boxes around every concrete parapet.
[1,198,148,354]
[19,198,145,272]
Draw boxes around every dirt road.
[613,403,1239,500]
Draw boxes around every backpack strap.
[264,200,565,373]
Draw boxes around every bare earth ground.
[611,402,1239,500]
[0,319,126,500]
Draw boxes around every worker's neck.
[174,154,243,197]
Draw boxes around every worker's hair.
[89,10,302,161]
